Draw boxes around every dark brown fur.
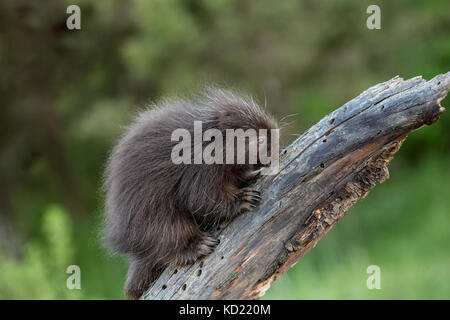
[103,89,278,299]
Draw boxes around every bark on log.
[142,72,450,300]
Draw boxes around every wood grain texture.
[142,72,450,300]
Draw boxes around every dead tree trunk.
[142,72,450,300]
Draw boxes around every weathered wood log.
[142,72,450,300]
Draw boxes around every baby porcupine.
[103,88,278,299]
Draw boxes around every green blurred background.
[0,0,449,299]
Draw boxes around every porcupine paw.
[239,188,262,213]
[243,168,262,187]
[173,234,219,266]
[196,234,220,258]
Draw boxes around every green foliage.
[0,205,81,299]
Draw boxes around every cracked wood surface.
[142,71,450,300]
